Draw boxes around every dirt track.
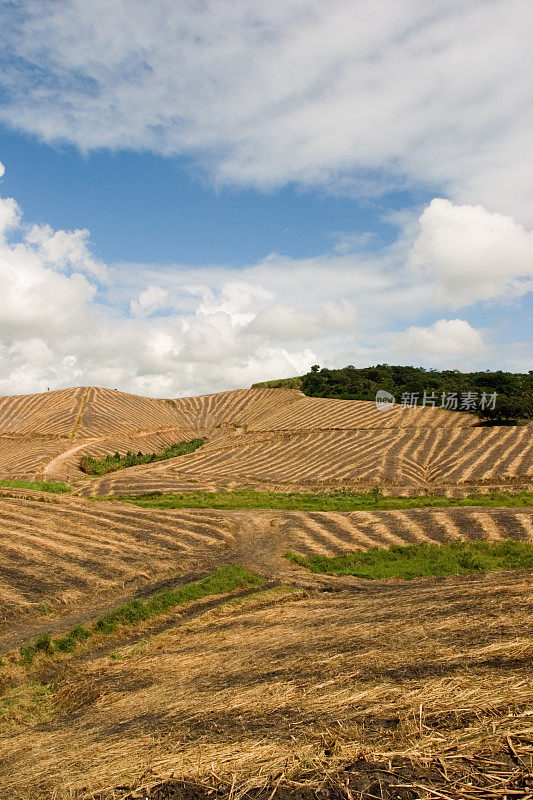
[0,570,205,652]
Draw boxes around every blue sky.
[0,126,422,265]
[0,1,531,396]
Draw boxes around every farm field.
[0,386,531,494]
[0,493,531,626]
[1,569,532,800]
[0,385,531,799]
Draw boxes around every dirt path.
[232,513,287,575]
[41,425,193,480]
[0,570,207,652]
[41,435,104,479]
[70,387,91,439]
[0,580,282,661]
[227,511,368,590]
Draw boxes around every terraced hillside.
[0,436,70,479]
[0,385,532,800]
[0,386,302,479]
[0,386,531,493]
[248,394,479,430]
[82,423,532,497]
[0,490,531,630]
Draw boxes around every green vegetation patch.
[286,539,533,580]
[95,488,533,511]
[0,479,71,493]
[94,564,262,633]
[256,364,533,423]
[19,565,261,664]
[19,628,92,664]
[79,438,205,476]
[53,625,92,653]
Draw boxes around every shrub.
[79,438,205,476]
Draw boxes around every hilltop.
[253,364,533,423]
[0,385,530,496]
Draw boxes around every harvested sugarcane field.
[2,4,533,798]
[0,384,531,800]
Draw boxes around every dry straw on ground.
[0,572,531,799]
[0,386,530,493]
[0,386,531,799]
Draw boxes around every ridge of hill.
[0,386,302,439]
[0,386,530,494]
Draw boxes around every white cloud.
[1,5,531,390]
[408,199,533,306]
[130,285,169,317]
[0,195,21,237]
[250,299,357,340]
[393,319,486,361]
[1,1,533,221]
[0,161,5,178]
[0,179,319,395]
[0,175,529,396]
[25,224,108,280]
[0,198,97,340]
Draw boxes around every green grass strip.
[94,488,533,511]
[19,565,262,664]
[285,539,533,580]
[94,564,262,633]
[79,438,205,476]
[0,480,71,494]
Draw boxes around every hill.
[253,364,533,423]
[0,386,530,494]
[0,386,524,495]
[0,384,531,800]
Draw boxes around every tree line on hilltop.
[253,365,533,423]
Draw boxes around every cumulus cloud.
[0,161,5,178]
[0,173,319,395]
[408,199,533,306]
[1,1,533,221]
[393,319,486,361]
[0,169,529,396]
[25,224,108,280]
[0,195,21,236]
[250,300,357,340]
[130,286,169,318]
[0,194,97,341]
